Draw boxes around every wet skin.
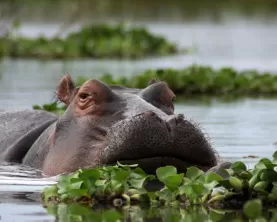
[0,74,221,176]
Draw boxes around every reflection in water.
[44,203,277,222]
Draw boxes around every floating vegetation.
[0,24,180,59]
[42,151,277,221]
[77,65,277,96]
[33,65,277,115]
[33,103,66,116]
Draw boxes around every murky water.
[1,1,277,221]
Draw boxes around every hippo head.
[41,74,218,176]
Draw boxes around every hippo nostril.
[175,114,184,125]
[143,111,156,117]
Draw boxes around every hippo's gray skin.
[0,74,222,176]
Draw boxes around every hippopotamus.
[0,74,222,177]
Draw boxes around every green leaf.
[79,169,100,180]
[43,185,58,201]
[186,167,204,180]
[255,158,276,169]
[130,167,148,179]
[204,181,219,191]
[273,151,277,159]
[163,174,184,191]
[68,189,88,197]
[205,172,223,183]
[231,161,247,172]
[156,166,177,183]
[243,199,262,219]
[229,176,242,191]
[112,170,130,182]
[117,161,138,168]
[259,169,277,182]
[191,182,204,195]
[129,175,155,189]
[70,178,84,190]
[156,188,174,202]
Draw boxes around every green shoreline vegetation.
[33,65,277,115]
[42,151,277,221]
[0,24,180,59]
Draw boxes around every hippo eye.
[172,96,176,102]
[79,93,89,100]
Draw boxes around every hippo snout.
[100,110,217,173]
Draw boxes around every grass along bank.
[0,24,181,59]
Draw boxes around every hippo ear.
[56,73,76,105]
[148,78,157,85]
[140,82,175,115]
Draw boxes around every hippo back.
[0,110,58,162]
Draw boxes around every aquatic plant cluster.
[89,65,277,95]
[42,151,277,220]
[0,24,179,59]
[32,65,277,115]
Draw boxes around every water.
[1,1,277,221]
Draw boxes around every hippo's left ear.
[56,73,76,105]
[148,78,157,85]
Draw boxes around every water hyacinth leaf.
[156,166,177,183]
[186,167,204,180]
[112,170,130,182]
[253,181,269,192]
[229,176,243,191]
[218,180,232,189]
[205,172,223,183]
[43,185,58,200]
[79,169,100,180]
[129,175,155,189]
[132,167,147,178]
[68,189,88,197]
[259,169,277,182]
[272,183,277,195]
[204,181,219,191]
[255,158,276,169]
[70,178,84,190]
[231,161,247,173]
[156,189,174,202]
[191,182,204,195]
[95,179,107,187]
[163,174,184,191]
[273,151,277,159]
[243,199,262,219]
[117,161,138,168]
[238,171,253,180]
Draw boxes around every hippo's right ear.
[56,73,76,105]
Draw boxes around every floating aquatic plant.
[0,24,180,59]
[33,65,277,115]
[42,151,277,221]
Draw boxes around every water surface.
[1,1,277,221]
